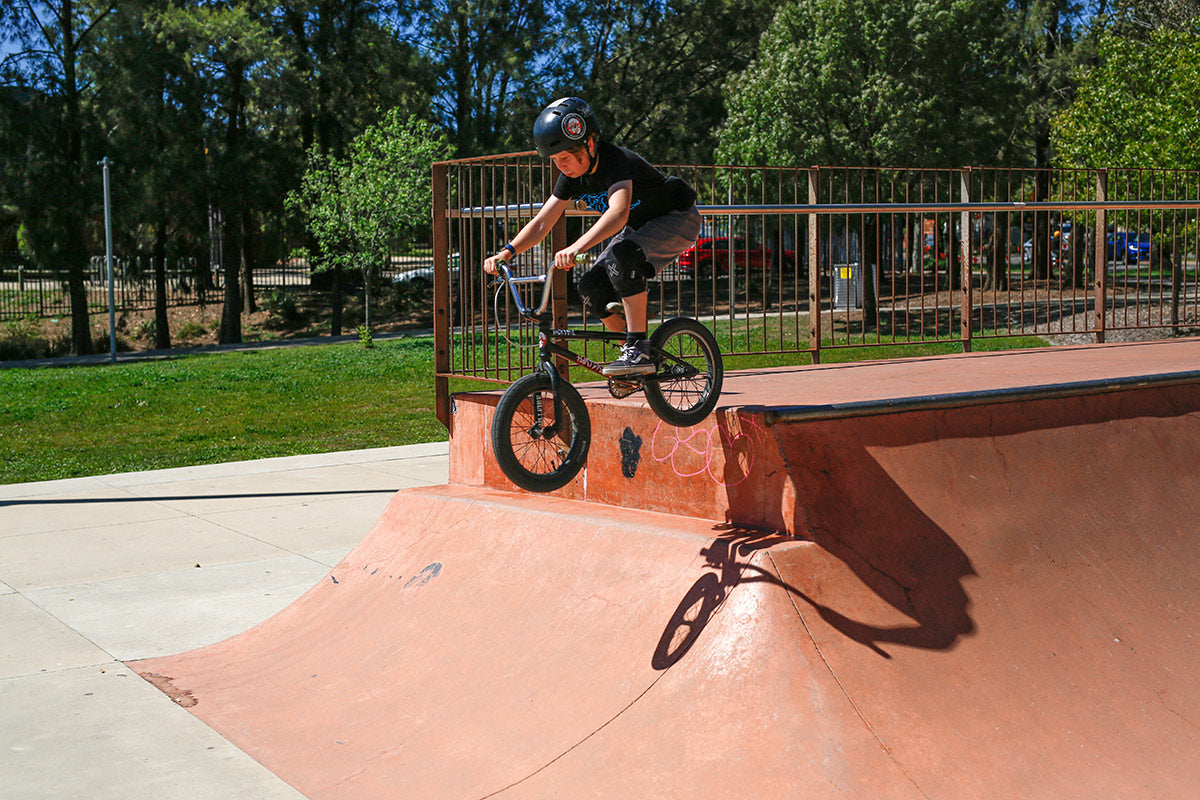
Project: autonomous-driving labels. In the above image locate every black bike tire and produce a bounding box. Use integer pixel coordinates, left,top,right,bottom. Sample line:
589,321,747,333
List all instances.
491,371,591,492
643,317,724,427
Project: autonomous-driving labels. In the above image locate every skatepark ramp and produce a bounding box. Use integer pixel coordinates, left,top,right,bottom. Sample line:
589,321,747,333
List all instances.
132,341,1200,798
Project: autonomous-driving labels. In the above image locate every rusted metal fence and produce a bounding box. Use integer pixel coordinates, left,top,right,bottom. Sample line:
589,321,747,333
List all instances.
432,155,1200,425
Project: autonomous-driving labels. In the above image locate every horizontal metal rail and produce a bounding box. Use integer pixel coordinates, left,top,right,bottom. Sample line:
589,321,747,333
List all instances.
757,370,1200,424
449,199,1200,220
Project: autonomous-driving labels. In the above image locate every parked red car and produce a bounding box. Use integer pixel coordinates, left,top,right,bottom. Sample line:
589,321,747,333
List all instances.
678,237,792,276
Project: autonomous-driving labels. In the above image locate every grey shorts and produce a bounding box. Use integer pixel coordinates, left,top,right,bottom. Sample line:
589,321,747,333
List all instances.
602,205,703,273
576,206,702,310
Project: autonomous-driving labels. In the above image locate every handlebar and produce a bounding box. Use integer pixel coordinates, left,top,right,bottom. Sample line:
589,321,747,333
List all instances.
489,254,589,319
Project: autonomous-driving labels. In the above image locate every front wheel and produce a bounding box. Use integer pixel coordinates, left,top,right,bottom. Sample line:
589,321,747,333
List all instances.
644,317,723,427
491,371,591,492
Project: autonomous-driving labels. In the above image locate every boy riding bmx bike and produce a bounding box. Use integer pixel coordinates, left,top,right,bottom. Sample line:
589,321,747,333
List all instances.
483,97,703,376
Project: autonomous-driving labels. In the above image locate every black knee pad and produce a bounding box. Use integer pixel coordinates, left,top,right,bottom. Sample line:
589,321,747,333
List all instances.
605,239,654,297
577,264,621,316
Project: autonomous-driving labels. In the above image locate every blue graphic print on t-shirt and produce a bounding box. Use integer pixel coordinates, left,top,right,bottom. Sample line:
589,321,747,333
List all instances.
579,191,640,214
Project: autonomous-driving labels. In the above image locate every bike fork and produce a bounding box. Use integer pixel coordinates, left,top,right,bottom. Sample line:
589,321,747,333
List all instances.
538,361,564,438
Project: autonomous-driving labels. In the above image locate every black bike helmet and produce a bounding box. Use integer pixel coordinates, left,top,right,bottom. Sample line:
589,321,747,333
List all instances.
532,97,600,157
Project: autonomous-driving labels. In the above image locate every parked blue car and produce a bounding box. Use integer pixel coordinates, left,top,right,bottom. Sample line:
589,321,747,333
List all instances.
1106,232,1152,263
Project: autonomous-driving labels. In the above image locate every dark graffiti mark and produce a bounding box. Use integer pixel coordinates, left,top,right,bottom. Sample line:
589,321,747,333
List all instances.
351,562,443,588
403,562,442,589
620,427,642,479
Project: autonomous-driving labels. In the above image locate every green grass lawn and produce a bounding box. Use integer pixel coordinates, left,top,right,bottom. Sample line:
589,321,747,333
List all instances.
1,337,451,484
2,330,1049,485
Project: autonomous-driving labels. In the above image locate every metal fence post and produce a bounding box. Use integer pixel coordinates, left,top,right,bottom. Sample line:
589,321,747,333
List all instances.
808,166,821,364
1094,169,1107,345
432,161,451,428
960,168,973,352
550,214,570,380
549,162,570,381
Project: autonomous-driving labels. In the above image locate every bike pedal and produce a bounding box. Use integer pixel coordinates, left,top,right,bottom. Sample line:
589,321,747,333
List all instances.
607,378,640,399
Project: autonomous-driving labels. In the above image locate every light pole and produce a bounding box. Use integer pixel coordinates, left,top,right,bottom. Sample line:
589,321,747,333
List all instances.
99,156,116,363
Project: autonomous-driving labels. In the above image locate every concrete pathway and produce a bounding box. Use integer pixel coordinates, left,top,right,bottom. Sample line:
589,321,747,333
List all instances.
0,441,449,800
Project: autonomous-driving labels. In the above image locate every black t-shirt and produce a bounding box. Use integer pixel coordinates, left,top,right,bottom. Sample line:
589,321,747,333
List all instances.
552,141,697,230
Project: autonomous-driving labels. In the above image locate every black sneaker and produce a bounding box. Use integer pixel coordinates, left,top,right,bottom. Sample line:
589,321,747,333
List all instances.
602,340,654,376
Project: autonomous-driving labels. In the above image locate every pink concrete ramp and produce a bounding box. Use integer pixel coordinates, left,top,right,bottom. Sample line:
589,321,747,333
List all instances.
131,354,1200,799
132,486,919,798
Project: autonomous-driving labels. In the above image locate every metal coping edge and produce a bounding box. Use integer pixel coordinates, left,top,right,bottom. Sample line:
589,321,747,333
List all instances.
756,370,1200,424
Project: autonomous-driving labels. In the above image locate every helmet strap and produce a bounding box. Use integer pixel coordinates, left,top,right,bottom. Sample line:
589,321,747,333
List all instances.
584,136,599,175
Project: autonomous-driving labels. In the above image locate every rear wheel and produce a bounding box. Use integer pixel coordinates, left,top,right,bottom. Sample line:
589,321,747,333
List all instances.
491,371,590,492
643,317,723,427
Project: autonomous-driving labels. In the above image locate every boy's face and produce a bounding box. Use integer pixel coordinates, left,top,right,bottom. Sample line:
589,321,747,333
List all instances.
550,138,594,178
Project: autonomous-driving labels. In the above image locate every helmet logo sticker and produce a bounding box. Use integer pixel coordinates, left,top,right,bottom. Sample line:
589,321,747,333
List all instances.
562,113,586,140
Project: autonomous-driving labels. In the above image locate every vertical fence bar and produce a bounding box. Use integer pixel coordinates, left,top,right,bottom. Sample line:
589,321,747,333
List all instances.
1094,169,1108,344
1170,171,1181,335
960,168,973,351
550,158,569,380
431,161,451,427
808,166,820,362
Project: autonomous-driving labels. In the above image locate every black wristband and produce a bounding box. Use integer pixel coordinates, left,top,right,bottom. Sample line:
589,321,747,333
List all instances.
501,243,516,256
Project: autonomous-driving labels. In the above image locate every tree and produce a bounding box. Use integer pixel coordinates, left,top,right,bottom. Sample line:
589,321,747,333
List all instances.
1,0,118,355
1104,0,1200,33
92,0,211,351
288,109,449,331
552,0,775,163
276,1,434,158
1006,0,1096,280
717,0,1020,169
274,0,436,334
152,0,284,343
1053,20,1200,306
409,0,551,155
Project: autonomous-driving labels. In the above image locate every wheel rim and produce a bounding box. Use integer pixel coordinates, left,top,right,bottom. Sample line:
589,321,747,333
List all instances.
656,331,712,413
507,387,578,476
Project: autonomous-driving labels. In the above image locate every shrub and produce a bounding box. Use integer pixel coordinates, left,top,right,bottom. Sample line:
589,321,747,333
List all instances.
263,289,307,328
177,321,207,341
0,317,49,361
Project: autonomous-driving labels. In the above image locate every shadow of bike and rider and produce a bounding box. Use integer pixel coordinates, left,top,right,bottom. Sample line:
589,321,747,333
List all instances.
654,409,985,671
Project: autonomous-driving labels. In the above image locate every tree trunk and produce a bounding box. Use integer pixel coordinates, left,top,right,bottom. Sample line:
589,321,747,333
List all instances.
947,224,962,292
240,209,256,314
218,61,245,343
218,210,243,343
1033,172,1051,281
62,0,93,355
66,242,92,355
153,218,171,349
862,216,878,323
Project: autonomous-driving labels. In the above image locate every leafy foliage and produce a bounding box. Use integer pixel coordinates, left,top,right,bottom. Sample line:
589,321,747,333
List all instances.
717,0,1021,168
554,0,775,163
1053,26,1200,168
288,108,449,280
409,0,554,154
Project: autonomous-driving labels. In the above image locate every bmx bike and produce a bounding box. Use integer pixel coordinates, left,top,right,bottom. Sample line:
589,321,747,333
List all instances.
488,258,723,493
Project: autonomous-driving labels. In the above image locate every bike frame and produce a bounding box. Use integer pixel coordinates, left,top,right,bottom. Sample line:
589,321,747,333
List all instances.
492,259,699,433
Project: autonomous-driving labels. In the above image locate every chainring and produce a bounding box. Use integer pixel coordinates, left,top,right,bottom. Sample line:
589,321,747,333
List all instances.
607,378,640,399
